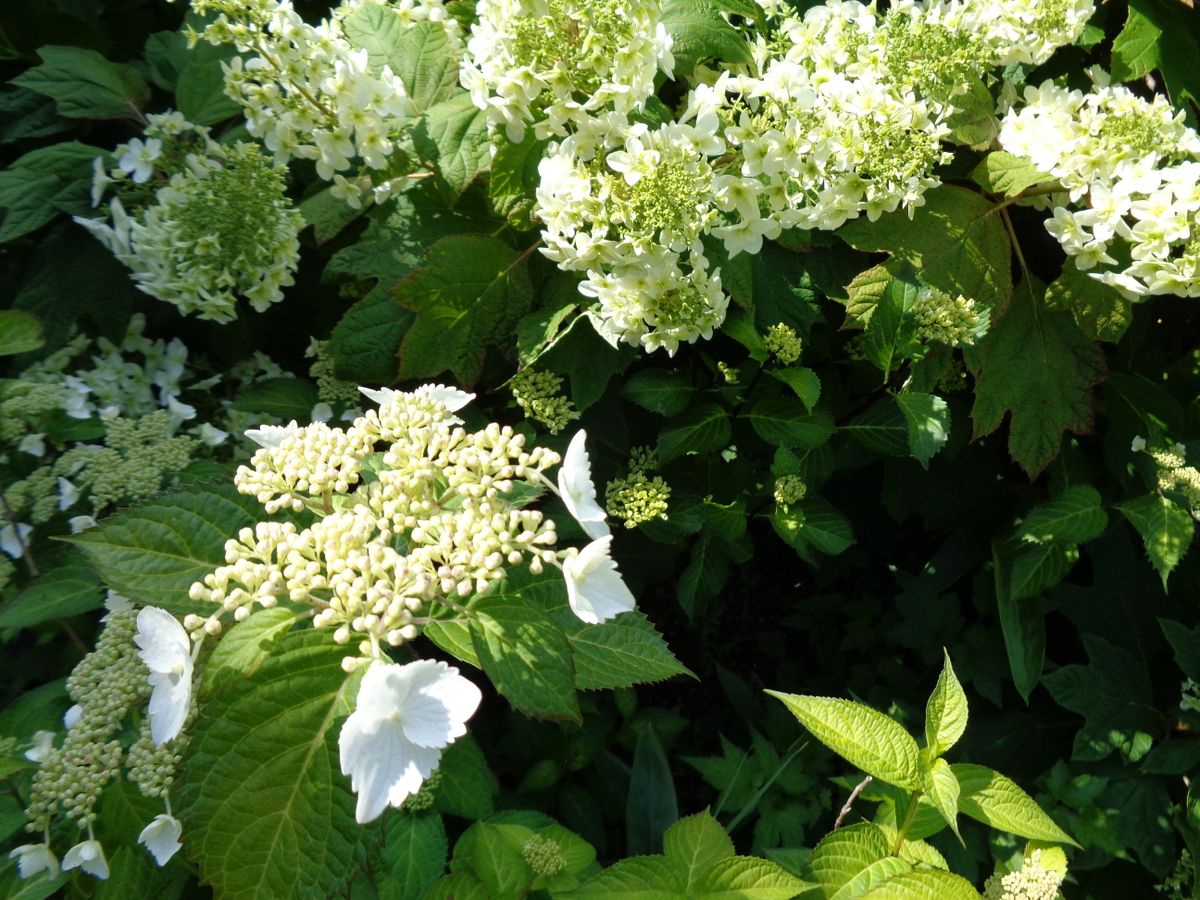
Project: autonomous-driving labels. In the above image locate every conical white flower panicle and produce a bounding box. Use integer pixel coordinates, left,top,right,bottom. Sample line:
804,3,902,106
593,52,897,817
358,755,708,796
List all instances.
339,660,482,824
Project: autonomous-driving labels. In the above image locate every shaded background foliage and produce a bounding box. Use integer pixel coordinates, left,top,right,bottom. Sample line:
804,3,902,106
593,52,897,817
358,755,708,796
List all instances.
2,0,1200,897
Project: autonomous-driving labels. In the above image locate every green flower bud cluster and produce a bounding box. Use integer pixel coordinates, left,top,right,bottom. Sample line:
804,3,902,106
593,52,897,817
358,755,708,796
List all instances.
764,323,802,364
717,361,739,384
522,833,567,877
0,557,14,596
983,850,1066,900
910,289,988,348
936,356,970,393
400,770,441,813
1149,446,1200,514
26,609,151,832
605,445,671,528
309,340,361,408
57,411,196,512
126,717,186,800
0,383,64,445
510,369,580,435
1157,849,1193,899
5,468,58,525
773,474,807,506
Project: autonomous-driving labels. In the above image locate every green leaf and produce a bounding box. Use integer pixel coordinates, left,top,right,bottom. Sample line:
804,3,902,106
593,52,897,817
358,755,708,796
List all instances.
746,398,835,449
11,46,149,120
490,130,547,230
0,141,106,242
396,234,533,385
658,402,732,464
677,535,732,619
179,629,363,898
1118,493,1195,589
806,822,889,890
232,376,319,420
0,88,70,145
952,764,1078,846
1018,485,1108,545
830,857,911,899
843,264,895,328
895,392,950,469
862,273,918,378
202,608,300,695
858,869,979,900
663,811,735,879
695,855,809,898
328,288,413,385
416,91,492,201
1009,542,1079,600
839,185,1012,309
470,598,581,723
379,813,448,900
341,10,459,112
175,42,240,126
560,856,686,898
1111,0,1200,111
0,311,44,355
766,692,921,789
843,398,909,458
921,758,961,842
770,499,854,561
661,0,752,76
624,370,694,417
0,558,102,630
768,367,821,411
424,619,481,669
966,279,1105,477
992,542,1045,704
567,612,694,690
627,726,679,855
1160,618,1200,683
1042,634,1162,763
434,736,499,819
924,651,968,757
943,78,998,149
67,485,265,614
1044,262,1133,343
456,822,536,895
970,151,1053,198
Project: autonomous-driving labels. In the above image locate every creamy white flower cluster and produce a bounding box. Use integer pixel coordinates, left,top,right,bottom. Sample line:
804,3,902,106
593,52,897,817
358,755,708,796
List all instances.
1000,78,1200,299
922,0,1095,67
533,0,1094,355
76,112,303,322
192,0,455,207
191,385,636,665
462,0,673,142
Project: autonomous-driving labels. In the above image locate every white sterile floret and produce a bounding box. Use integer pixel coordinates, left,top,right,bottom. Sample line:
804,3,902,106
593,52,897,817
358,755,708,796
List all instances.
563,534,636,624
133,607,193,746
62,839,109,880
339,659,482,824
0,522,33,559
24,731,55,763
558,431,609,539
245,420,302,449
9,843,59,880
138,813,183,866
117,137,162,183
63,704,83,729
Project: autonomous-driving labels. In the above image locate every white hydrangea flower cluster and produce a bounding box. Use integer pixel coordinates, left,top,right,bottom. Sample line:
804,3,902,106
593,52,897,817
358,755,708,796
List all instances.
78,113,303,322
533,0,1094,354
191,0,456,207
190,386,636,667
461,0,673,142
983,849,1067,900
999,78,1200,299
922,0,1095,67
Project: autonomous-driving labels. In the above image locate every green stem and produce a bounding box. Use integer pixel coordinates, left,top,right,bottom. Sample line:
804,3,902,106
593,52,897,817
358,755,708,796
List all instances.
891,789,922,855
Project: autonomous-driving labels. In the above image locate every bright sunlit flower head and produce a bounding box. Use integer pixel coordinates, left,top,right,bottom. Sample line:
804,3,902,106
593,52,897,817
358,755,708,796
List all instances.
62,839,109,880
9,843,59,880
134,607,193,746
563,534,636,624
339,659,482,824
558,431,610,539
138,813,183,866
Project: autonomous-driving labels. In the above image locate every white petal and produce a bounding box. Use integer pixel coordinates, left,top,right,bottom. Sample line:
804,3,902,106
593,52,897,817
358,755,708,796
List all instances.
56,477,79,510
0,523,33,559
64,704,83,729
138,814,183,866
339,717,439,824
62,839,108,879
24,730,55,763
134,608,191,675
357,385,398,406
9,844,59,880
147,671,191,745
244,420,300,449
558,431,610,539
397,661,482,748
564,535,636,624
414,383,475,412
